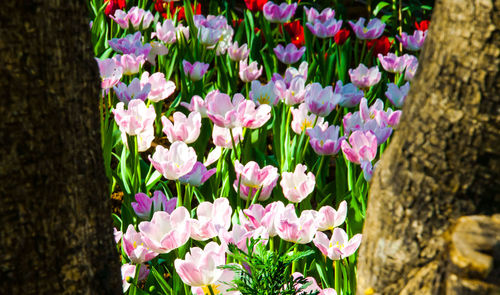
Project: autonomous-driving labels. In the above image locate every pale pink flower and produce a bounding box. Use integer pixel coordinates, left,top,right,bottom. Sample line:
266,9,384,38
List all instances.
272,61,308,87
317,200,347,231
206,91,245,128
241,204,266,231
273,43,306,65
190,198,232,241
233,160,279,201
147,41,169,66
263,1,297,23
95,58,123,89
239,60,263,83
120,126,155,152
250,80,279,106
112,7,153,30
241,201,287,237
260,201,286,237
348,63,381,90
177,23,190,41
113,54,145,75
304,7,335,23
228,41,249,62
378,53,407,73
151,20,177,44
237,100,272,129
280,164,315,203
183,60,209,81
179,162,216,187
306,123,344,156
114,227,122,243
162,111,201,144
131,190,177,220
148,142,197,180
290,103,325,135
348,17,385,40
140,72,175,102
138,207,191,254
306,18,343,39
181,95,209,118
219,224,268,253
191,268,240,295
276,204,318,244
404,54,419,80
108,31,143,54
274,76,307,105
174,242,227,287
112,99,156,136
212,126,243,149
397,30,427,51
313,228,362,260
121,263,149,292
123,224,158,263
292,272,337,295
341,130,378,164
304,83,339,117
197,26,222,46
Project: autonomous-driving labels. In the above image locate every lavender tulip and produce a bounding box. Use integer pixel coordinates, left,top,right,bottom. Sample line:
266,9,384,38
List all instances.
250,80,279,106
228,41,250,62
334,80,364,108
306,18,343,38
114,78,151,104
179,162,217,187
132,191,177,220
348,17,385,40
263,1,297,23
304,83,339,117
183,60,209,81
397,30,427,51
385,82,410,108
273,43,306,64
306,123,345,156
348,63,381,90
304,7,335,23
378,53,407,73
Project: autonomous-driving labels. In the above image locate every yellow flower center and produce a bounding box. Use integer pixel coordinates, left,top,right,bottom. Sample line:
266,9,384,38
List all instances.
300,119,313,131
202,284,221,294
258,94,271,105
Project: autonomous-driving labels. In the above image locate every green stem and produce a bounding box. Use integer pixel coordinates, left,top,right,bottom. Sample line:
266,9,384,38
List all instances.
229,128,240,160
335,260,342,295
176,181,182,208
316,156,326,178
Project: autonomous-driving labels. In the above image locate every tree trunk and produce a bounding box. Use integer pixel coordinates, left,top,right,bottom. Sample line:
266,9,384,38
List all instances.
356,0,500,294
0,1,122,294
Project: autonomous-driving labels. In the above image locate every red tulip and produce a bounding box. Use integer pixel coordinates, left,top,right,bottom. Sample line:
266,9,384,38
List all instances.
154,1,201,21
366,36,393,56
104,0,126,17
244,0,268,12
334,28,350,45
283,20,305,47
415,20,430,32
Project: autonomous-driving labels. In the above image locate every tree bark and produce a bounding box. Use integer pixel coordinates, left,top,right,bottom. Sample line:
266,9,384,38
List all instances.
0,1,122,294
356,0,500,294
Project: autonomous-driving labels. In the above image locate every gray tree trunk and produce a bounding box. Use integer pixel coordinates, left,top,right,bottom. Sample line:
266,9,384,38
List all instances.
0,1,122,294
356,0,500,294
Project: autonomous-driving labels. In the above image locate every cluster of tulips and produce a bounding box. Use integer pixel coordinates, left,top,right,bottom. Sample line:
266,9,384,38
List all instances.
90,0,430,294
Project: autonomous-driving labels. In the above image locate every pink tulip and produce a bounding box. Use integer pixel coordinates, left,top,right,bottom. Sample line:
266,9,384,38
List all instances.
274,75,306,105
237,100,272,129
263,1,297,23
197,26,222,46
114,227,122,243
272,61,308,87
113,54,145,75
292,272,337,295
378,53,407,73
174,242,226,287
239,60,263,83
138,207,191,254
334,80,364,108
233,160,279,201
313,228,362,260
113,99,156,136
306,18,343,39
317,200,347,231
228,41,250,62
260,201,286,237
241,204,266,231
162,111,201,144
148,142,197,180
348,63,381,90
273,43,306,65
131,191,177,220
181,95,209,118
348,17,385,40
111,7,153,30
96,57,123,90
140,72,175,103
183,60,209,81
306,123,344,155
250,80,279,106
212,126,243,149
147,41,169,66
290,103,325,135
280,164,315,203
219,224,268,254
206,90,245,128
404,54,419,80
122,224,158,263
119,126,154,152
190,198,232,241
191,268,239,295
304,7,335,23
242,201,286,237
151,20,177,44
305,83,339,117
397,30,427,51
114,78,151,104
121,263,149,292
341,130,378,164
276,204,318,244
179,162,216,187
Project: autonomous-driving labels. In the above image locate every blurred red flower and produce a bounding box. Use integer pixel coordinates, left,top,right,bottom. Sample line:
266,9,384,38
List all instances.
366,36,393,56
415,20,430,32
155,1,201,21
283,20,305,47
334,28,350,45
104,0,126,17
244,0,268,12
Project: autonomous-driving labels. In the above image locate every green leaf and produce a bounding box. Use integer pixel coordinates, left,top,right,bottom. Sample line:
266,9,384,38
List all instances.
150,265,173,294
373,1,390,16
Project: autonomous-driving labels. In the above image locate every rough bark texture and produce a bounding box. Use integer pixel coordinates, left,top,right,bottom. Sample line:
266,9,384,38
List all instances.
0,1,122,294
357,0,500,294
